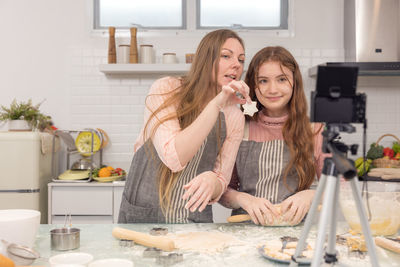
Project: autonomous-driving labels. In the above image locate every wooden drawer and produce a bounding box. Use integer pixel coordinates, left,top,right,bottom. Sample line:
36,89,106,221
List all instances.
51,186,113,215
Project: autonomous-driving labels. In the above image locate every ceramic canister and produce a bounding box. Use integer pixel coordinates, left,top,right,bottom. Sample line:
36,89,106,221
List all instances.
139,45,154,64
162,53,177,64
117,45,130,64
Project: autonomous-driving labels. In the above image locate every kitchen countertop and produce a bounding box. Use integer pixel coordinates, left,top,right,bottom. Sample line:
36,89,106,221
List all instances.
32,223,400,266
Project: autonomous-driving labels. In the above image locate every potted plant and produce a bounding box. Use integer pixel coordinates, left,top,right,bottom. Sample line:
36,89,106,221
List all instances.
0,99,53,131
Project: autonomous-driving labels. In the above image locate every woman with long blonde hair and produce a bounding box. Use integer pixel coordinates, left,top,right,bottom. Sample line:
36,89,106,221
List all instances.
118,29,251,223
220,46,327,225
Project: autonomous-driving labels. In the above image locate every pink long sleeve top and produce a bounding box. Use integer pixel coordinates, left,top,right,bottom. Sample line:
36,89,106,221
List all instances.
133,77,244,201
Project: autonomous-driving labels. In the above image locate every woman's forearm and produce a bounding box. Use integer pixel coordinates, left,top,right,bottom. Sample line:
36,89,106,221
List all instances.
175,98,221,166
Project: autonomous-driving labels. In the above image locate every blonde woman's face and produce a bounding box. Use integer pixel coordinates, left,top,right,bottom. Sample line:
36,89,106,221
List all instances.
255,61,293,117
214,38,245,88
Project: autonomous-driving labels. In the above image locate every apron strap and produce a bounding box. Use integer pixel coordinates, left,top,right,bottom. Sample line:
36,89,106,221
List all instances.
243,120,250,141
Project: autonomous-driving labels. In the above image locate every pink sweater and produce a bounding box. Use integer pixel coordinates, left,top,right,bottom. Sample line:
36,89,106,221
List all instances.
248,111,326,178
133,77,245,201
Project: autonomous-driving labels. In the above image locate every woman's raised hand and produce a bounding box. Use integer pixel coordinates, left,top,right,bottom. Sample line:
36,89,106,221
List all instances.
182,171,221,213
237,193,280,225
214,80,252,110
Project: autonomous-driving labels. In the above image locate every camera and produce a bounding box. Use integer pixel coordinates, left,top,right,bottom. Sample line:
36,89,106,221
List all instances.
310,66,366,124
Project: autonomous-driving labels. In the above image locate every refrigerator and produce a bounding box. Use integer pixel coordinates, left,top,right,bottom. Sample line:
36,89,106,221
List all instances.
0,131,57,223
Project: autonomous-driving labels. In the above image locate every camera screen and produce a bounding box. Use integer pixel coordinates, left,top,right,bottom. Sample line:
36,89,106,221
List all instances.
315,66,358,97
310,66,365,124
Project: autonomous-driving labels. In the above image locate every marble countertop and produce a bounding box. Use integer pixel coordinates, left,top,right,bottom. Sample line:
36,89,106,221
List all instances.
32,223,400,266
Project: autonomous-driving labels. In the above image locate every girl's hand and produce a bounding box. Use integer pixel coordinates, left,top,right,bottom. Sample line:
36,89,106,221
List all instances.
182,171,221,213
280,190,315,225
237,193,280,225
214,80,252,109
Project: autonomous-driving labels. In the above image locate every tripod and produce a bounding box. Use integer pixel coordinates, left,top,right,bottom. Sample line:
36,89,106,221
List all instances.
289,124,380,267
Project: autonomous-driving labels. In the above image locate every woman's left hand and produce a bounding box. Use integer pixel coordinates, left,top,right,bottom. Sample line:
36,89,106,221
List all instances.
182,171,221,213
280,190,315,225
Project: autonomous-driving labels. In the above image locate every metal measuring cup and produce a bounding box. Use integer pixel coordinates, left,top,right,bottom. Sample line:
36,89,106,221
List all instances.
50,214,80,251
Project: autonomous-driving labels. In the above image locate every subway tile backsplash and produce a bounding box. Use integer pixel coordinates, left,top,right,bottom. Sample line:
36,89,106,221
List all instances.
70,47,400,170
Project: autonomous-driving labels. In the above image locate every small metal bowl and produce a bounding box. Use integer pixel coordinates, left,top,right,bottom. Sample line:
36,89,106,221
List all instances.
50,228,80,251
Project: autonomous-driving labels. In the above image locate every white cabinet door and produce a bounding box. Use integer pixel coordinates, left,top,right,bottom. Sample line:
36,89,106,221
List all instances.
52,186,113,215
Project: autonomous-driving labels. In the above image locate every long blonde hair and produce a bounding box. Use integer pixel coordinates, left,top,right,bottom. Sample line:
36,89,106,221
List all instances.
144,29,244,211
245,46,318,191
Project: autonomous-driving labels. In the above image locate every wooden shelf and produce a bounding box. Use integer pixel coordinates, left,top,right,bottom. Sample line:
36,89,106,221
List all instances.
99,63,191,75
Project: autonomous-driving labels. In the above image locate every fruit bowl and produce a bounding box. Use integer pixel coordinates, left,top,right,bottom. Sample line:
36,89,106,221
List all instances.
339,179,400,236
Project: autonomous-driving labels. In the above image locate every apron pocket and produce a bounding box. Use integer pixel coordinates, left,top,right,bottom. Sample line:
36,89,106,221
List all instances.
119,195,159,223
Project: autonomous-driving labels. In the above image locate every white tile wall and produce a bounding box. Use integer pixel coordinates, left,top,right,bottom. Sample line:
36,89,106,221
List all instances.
68,46,400,223
69,47,400,172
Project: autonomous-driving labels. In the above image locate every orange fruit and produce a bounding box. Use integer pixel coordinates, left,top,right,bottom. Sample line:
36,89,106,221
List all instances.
98,167,111,177
0,254,15,267
106,166,114,171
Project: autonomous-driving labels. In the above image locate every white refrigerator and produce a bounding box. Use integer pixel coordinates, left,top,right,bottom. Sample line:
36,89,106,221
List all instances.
0,131,57,223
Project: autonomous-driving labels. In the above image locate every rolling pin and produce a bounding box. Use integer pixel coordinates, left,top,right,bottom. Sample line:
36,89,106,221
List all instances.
227,214,252,223
112,227,175,252
375,236,400,254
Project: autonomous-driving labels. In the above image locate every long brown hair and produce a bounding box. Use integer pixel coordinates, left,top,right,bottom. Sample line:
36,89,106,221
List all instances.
144,29,245,211
244,46,317,191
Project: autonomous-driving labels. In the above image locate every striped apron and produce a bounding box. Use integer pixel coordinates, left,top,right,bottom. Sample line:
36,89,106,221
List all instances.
232,121,299,216
118,114,226,223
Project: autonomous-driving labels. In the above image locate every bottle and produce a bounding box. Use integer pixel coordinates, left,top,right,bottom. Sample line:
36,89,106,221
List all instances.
129,28,138,63
108,27,116,64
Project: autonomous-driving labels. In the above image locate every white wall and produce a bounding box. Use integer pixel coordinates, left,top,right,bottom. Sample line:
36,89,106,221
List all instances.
1,0,400,221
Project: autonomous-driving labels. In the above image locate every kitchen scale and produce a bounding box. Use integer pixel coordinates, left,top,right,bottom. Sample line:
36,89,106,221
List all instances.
51,129,108,183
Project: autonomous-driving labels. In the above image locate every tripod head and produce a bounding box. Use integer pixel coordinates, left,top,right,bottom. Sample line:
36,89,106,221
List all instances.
322,123,357,180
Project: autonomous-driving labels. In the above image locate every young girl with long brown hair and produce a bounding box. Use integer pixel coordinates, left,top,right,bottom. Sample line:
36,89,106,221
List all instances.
118,29,251,223
220,46,326,225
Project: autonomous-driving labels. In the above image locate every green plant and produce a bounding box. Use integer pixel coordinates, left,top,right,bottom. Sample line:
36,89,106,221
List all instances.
0,99,53,130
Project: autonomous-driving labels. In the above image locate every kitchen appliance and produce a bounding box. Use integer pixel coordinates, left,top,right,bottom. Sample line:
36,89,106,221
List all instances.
340,0,400,73
0,132,58,223
345,0,399,62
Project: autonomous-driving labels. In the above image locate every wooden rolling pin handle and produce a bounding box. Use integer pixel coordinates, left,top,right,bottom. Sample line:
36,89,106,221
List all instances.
227,214,251,223
112,227,175,252
375,236,400,254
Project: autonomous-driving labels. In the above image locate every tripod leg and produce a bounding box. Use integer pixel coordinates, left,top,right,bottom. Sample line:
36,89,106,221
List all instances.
289,174,327,267
312,174,337,266
349,178,380,267
324,176,340,263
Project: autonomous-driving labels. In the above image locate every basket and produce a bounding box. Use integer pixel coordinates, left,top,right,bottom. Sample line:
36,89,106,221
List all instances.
372,134,400,168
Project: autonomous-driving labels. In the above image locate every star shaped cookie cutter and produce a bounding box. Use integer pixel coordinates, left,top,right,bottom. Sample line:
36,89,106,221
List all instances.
242,101,258,116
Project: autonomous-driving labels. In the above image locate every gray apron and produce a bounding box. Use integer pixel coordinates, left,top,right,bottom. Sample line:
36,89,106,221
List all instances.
232,121,299,216
119,113,226,223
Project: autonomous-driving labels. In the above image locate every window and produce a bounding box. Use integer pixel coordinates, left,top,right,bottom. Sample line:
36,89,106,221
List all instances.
93,0,289,31
197,0,288,30
94,0,186,29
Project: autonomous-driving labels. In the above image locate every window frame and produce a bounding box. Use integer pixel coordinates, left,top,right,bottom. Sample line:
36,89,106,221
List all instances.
91,0,294,37
93,0,187,30
196,0,289,30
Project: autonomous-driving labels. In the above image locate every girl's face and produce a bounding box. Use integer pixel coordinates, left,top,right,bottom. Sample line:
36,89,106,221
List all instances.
255,61,293,117
215,38,245,88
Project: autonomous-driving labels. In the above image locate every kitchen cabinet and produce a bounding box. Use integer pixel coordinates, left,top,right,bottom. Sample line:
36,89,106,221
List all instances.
48,181,125,224
99,63,191,75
